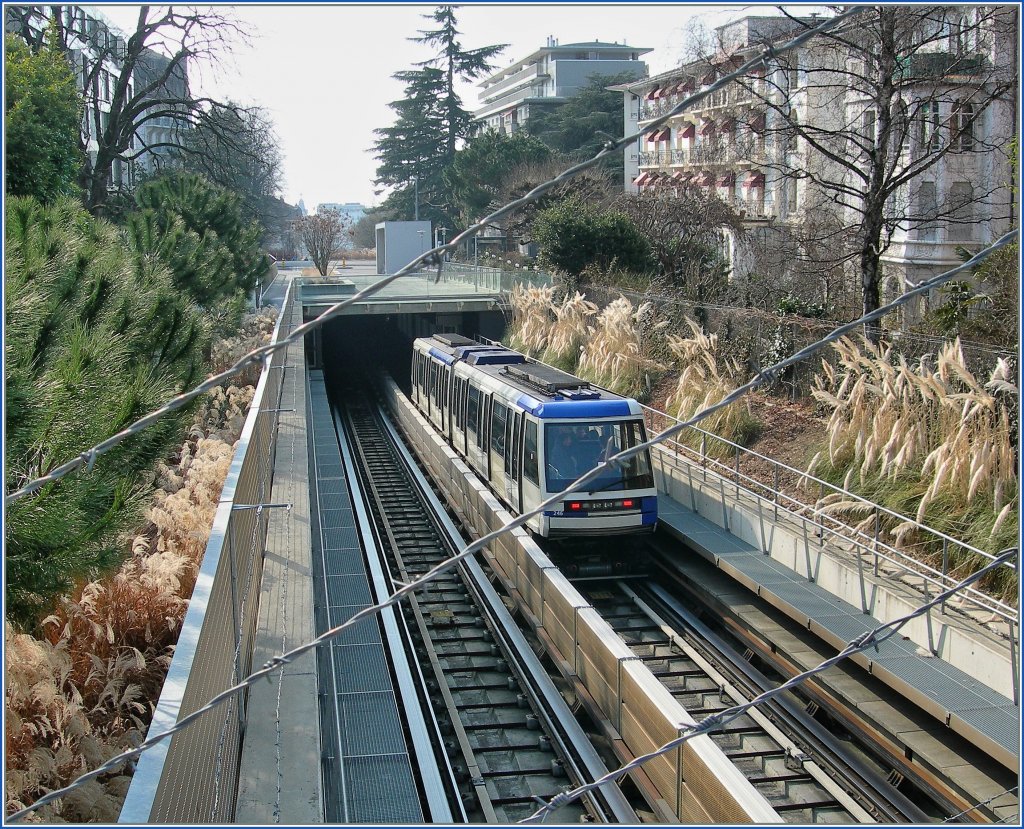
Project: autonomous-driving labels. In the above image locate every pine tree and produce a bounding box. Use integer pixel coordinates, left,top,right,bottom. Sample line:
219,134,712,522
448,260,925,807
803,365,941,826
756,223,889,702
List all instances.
4,197,210,627
372,6,506,228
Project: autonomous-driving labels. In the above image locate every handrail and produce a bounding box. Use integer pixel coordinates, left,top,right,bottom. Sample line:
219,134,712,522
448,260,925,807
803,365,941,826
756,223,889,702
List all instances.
639,403,1017,621
478,336,1018,630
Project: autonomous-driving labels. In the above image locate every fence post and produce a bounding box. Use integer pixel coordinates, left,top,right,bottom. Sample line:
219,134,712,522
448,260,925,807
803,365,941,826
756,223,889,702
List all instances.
773,465,780,520
873,508,880,577
734,445,740,497
1011,548,1020,705
940,538,949,615
701,433,707,482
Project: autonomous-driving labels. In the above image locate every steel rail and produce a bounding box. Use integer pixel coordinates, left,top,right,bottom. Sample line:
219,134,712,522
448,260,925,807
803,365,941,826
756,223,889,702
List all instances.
635,581,933,823
378,400,640,825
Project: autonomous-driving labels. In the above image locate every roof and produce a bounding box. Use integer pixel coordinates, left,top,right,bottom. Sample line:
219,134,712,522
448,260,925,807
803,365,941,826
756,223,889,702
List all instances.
480,41,652,88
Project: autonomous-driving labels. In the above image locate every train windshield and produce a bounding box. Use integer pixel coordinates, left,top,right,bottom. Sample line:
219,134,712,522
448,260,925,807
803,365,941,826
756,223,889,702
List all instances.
544,420,654,492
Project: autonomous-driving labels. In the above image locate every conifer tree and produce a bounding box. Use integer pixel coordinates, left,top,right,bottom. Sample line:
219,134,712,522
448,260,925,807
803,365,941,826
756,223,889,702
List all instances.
373,6,506,228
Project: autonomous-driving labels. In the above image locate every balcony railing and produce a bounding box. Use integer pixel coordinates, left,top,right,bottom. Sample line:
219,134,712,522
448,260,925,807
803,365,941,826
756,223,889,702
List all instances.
639,139,769,167
639,84,759,121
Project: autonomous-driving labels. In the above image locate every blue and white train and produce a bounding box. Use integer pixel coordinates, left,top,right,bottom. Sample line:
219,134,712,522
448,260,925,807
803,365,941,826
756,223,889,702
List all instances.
411,334,657,547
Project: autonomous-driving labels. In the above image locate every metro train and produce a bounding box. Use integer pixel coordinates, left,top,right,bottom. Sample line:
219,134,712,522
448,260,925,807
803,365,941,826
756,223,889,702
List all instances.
410,334,657,568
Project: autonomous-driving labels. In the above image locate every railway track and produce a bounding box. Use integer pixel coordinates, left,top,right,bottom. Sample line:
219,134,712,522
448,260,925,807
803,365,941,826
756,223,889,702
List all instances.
576,579,934,824
332,380,636,823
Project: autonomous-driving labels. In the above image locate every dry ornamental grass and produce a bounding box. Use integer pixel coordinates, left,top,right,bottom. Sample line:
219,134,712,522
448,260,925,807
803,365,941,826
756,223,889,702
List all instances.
576,295,666,398
808,336,1018,595
540,291,597,371
507,283,554,357
665,317,760,454
5,309,277,821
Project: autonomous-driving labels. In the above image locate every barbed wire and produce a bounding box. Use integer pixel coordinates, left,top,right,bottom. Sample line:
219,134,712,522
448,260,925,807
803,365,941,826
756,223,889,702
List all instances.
519,547,1019,823
7,6,1019,821
4,5,861,507
943,786,1019,823
8,224,1017,823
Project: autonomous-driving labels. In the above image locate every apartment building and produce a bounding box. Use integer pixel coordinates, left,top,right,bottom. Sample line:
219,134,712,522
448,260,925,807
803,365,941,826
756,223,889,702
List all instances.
617,9,1016,321
474,37,650,134
5,5,190,189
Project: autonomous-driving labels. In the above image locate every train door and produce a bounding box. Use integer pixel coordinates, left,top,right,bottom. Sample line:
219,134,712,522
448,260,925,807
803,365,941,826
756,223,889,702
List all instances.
489,399,507,493
520,418,542,529
466,384,481,473
505,410,523,509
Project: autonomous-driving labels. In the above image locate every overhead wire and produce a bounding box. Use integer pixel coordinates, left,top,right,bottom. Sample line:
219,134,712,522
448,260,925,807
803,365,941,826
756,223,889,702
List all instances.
7,5,1020,821
520,548,1020,823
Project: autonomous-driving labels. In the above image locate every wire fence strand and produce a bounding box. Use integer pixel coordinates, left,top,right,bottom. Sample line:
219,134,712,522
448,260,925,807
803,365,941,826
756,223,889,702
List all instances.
7,225,1017,823
5,5,862,507
520,548,1019,824
7,6,1020,822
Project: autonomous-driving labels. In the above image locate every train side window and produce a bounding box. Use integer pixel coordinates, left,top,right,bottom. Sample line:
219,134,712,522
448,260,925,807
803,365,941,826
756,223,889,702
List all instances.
523,420,539,484
467,385,479,439
491,401,507,456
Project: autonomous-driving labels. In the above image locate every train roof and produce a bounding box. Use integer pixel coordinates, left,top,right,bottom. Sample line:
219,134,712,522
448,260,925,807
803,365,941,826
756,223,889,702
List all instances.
415,334,641,419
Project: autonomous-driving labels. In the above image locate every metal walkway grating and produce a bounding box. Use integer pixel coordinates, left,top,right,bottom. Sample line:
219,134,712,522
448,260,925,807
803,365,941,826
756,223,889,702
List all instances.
308,371,424,823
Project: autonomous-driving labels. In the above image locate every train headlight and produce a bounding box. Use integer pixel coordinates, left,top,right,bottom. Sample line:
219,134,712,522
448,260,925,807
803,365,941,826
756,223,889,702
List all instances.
563,498,641,513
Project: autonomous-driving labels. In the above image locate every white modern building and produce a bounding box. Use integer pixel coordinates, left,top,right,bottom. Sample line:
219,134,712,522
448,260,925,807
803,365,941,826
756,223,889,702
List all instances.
474,38,650,134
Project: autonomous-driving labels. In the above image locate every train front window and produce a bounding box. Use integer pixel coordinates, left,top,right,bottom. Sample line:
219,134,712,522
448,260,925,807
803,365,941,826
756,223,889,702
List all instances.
544,420,653,492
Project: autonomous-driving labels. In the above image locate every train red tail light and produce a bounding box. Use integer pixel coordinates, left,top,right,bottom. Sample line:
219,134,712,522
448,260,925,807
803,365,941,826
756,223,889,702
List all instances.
569,502,582,511
622,499,634,508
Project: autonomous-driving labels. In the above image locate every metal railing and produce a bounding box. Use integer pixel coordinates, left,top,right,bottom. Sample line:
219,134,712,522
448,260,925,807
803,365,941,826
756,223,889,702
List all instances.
422,261,555,295
119,283,292,823
637,402,1018,676
477,335,1018,699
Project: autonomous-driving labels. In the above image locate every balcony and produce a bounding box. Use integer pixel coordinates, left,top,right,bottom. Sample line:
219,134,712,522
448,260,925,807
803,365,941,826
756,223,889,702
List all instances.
641,84,758,120
481,63,547,101
665,138,769,166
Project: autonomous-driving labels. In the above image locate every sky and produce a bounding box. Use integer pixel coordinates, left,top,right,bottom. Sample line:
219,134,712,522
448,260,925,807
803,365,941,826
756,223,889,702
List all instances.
96,3,762,211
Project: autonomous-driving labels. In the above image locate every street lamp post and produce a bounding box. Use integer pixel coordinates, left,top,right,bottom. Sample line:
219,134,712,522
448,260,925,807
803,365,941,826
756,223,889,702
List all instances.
413,174,419,222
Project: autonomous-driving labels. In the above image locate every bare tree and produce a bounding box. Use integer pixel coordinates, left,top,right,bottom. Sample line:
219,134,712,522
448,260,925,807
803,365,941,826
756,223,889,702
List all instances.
722,6,1017,336
7,5,255,215
296,209,350,276
617,185,743,298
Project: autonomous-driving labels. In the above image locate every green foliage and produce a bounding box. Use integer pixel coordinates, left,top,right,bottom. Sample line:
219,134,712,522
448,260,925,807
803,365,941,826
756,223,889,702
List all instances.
4,33,83,203
445,131,551,227
526,72,640,180
533,197,653,278
776,293,827,318
127,173,270,326
373,6,505,228
914,244,1019,348
4,197,212,627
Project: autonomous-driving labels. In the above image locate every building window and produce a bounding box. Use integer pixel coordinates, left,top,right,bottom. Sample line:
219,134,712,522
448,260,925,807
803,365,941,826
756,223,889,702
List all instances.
786,113,799,154
863,109,876,146
949,101,975,151
787,177,798,213
918,100,941,152
916,181,937,241
947,181,975,242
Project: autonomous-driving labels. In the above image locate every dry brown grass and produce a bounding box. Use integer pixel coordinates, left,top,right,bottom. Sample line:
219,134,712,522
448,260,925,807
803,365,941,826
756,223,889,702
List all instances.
540,291,598,371
5,309,277,821
577,295,666,398
665,317,760,453
507,284,555,357
808,337,1019,580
